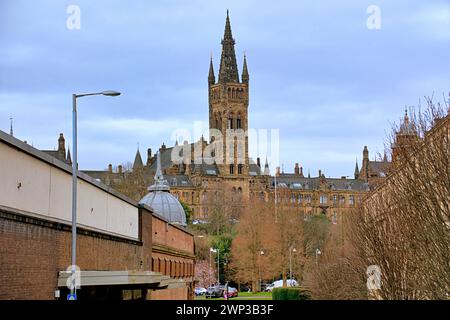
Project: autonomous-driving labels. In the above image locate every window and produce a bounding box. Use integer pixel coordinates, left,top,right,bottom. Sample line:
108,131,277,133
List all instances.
228,115,233,129
320,195,327,204
291,194,296,203
237,115,242,129
298,194,303,204
230,164,234,174
306,194,312,204
332,195,337,205
238,164,243,174
339,195,345,205
349,195,355,205
332,212,337,224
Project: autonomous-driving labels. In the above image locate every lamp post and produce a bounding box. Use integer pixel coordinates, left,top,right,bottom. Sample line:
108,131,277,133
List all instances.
70,90,121,297
289,246,297,282
210,247,219,286
217,248,220,285
258,250,264,292
315,248,322,266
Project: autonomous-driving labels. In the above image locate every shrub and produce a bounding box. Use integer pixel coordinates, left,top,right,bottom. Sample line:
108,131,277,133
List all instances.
272,287,311,300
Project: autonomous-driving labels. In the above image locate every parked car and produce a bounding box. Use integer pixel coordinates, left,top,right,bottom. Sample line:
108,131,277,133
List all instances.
205,285,224,298
194,287,207,296
265,279,298,292
226,286,238,298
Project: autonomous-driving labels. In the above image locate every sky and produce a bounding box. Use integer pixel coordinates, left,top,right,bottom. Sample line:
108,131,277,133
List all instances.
1,0,449,177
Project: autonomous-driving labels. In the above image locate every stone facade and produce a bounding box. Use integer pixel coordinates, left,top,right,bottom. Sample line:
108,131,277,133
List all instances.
80,12,376,223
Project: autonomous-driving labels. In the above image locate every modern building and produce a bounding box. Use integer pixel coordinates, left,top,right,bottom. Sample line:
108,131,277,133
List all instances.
0,129,195,300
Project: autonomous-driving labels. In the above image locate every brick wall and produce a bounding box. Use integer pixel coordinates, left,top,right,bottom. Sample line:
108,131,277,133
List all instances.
0,208,152,300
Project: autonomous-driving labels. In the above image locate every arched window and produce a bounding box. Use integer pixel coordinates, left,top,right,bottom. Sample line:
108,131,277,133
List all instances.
227,88,231,98
236,115,242,129
230,164,234,174
238,164,243,174
228,114,233,129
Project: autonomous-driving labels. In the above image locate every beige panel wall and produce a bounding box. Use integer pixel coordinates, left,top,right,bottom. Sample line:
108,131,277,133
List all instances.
0,143,139,239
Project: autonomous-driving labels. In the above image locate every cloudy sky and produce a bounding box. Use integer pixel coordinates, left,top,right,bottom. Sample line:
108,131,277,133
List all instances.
1,0,449,177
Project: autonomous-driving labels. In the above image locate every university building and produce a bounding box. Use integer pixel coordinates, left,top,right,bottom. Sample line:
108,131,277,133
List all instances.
80,12,382,225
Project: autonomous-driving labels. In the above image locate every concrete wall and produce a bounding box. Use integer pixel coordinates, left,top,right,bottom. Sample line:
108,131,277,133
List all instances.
0,141,138,239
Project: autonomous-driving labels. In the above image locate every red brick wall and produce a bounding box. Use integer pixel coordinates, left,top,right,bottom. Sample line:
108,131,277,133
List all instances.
0,208,152,300
152,216,194,253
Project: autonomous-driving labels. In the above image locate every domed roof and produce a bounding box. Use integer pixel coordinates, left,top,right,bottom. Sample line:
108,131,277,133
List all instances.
139,152,186,227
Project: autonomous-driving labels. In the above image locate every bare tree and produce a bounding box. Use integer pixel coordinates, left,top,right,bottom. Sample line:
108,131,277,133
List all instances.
350,97,449,299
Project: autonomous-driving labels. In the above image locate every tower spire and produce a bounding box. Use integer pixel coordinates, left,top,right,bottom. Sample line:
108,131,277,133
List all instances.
218,11,239,83
208,55,215,85
242,53,249,83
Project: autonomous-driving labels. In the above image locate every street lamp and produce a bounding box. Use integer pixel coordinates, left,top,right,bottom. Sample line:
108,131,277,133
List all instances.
70,90,121,298
210,248,219,285
258,250,264,292
315,248,322,266
289,246,297,282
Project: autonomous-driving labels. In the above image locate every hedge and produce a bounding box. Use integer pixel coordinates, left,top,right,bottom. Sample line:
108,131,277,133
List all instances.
272,287,311,300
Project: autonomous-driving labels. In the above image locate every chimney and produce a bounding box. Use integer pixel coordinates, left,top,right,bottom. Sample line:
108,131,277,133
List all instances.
58,133,66,160
108,164,113,173
147,148,152,166
257,157,261,168
319,169,322,177
300,166,303,177
294,163,300,175
118,165,123,174
276,166,280,176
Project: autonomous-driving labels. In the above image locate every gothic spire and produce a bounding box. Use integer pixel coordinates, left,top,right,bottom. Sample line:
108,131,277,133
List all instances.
218,10,239,83
133,146,144,170
149,151,170,191
242,54,249,83
67,147,72,166
354,158,359,179
263,157,270,175
208,55,215,85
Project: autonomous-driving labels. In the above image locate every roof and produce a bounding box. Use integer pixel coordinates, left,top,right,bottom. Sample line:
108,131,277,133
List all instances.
269,175,369,191
139,151,187,227
368,160,391,178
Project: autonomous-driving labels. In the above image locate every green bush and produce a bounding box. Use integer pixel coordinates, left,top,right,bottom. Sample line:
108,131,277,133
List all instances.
272,287,311,300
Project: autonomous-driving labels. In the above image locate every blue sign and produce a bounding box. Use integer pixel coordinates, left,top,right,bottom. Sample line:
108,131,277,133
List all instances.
67,293,77,300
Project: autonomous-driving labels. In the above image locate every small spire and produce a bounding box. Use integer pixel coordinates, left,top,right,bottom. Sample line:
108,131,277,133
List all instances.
242,53,249,83
67,147,72,165
133,146,144,170
149,152,170,191
383,151,387,162
404,106,409,124
308,169,311,179
208,55,215,85
354,158,359,179
9,116,13,136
